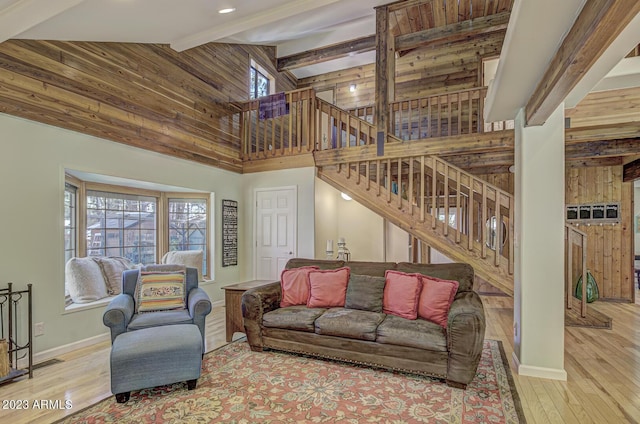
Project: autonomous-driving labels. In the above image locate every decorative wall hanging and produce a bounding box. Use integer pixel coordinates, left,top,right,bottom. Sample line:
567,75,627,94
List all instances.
222,200,238,267
566,203,620,225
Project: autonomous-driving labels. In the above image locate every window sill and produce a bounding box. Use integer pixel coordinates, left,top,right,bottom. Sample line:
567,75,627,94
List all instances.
63,296,114,314
64,281,215,314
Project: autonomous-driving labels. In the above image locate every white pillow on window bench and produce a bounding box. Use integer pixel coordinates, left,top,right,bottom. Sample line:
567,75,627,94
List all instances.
161,250,204,282
65,257,109,303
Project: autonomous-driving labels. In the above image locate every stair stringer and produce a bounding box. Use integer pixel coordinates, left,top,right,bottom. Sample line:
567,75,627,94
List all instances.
317,164,514,296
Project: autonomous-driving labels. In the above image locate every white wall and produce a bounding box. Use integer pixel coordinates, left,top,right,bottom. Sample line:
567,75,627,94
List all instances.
314,179,385,261
513,105,566,380
242,167,316,277
0,113,244,354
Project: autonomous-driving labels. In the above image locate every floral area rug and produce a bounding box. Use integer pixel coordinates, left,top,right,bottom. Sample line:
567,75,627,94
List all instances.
58,339,525,423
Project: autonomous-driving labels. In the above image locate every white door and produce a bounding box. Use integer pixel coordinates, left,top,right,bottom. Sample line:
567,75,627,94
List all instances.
255,187,297,280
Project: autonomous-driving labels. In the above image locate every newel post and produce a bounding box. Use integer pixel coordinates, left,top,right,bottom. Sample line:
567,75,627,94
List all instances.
375,5,395,156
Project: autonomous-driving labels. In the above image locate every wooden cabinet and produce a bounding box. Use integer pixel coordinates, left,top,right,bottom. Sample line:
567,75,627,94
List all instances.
222,280,276,342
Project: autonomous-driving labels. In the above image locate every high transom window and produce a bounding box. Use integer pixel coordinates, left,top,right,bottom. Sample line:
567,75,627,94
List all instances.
250,65,270,99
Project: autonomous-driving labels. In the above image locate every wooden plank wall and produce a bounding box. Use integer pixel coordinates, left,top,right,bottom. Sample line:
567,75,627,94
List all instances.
298,31,506,111
566,166,634,302
0,40,296,172
474,172,514,194
566,86,640,128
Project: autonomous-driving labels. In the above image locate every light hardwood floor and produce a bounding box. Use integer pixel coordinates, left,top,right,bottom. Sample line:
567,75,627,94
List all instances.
1,298,640,424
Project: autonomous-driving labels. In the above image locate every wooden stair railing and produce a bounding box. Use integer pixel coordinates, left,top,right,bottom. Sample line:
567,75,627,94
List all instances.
240,87,513,161
389,87,515,140
565,224,588,318
317,154,515,295
240,88,316,161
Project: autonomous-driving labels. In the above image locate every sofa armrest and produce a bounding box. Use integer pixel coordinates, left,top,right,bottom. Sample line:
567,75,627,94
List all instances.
241,282,281,351
103,294,134,343
446,291,486,387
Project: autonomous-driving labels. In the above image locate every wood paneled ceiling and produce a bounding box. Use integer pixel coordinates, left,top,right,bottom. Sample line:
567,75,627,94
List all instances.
388,0,514,37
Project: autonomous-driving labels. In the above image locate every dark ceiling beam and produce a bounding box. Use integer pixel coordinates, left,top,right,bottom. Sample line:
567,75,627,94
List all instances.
526,0,640,126
277,35,376,71
565,138,640,161
623,158,640,182
395,11,510,52
277,11,510,71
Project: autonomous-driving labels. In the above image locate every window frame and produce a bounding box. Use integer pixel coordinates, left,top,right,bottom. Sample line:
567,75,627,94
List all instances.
63,176,212,307
163,192,211,279
249,59,275,100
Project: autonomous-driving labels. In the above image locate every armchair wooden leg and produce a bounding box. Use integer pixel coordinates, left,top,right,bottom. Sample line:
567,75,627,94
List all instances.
115,392,130,403
187,379,198,390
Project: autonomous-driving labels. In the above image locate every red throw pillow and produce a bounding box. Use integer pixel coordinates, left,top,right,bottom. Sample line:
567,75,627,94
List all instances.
307,267,350,308
418,275,459,327
383,270,423,320
280,266,319,307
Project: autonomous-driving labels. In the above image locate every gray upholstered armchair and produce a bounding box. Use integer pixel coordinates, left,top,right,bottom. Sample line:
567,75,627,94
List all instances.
103,266,212,352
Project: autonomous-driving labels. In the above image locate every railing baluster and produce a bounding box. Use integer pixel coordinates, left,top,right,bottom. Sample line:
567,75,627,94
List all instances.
366,160,371,191
494,189,501,266
397,157,402,209
420,156,425,223
468,90,473,135
427,97,432,138
431,156,437,229
409,157,414,215
387,159,392,203
468,178,474,250
418,99,423,139
288,93,293,154
376,160,381,196
447,93,451,137
457,93,462,136
456,170,461,243
437,94,441,137
481,184,487,259
443,162,449,236
271,118,276,156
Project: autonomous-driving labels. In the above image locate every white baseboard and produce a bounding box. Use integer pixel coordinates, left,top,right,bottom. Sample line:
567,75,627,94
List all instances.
19,332,110,368
511,351,567,381
21,301,226,368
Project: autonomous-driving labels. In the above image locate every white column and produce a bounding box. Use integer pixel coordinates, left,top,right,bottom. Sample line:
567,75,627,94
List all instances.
512,104,567,380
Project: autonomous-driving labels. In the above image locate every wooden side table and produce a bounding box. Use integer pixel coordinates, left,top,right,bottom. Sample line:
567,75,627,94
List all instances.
222,280,277,342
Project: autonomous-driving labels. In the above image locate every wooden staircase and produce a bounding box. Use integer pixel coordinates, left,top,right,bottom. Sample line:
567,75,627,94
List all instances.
239,87,515,295
317,156,514,295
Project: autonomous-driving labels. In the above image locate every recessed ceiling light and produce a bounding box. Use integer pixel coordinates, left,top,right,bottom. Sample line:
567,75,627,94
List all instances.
218,8,236,14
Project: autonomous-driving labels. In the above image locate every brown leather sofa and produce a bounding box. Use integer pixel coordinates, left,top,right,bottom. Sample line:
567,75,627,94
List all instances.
241,258,486,388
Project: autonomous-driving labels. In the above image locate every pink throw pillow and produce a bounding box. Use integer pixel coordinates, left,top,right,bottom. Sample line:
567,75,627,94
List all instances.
307,267,350,308
418,275,459,327
383,270,423,320
280,266,319,307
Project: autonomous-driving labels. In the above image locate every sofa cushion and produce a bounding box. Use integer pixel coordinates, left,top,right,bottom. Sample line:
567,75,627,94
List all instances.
376,314,447,351
286,258,345,270
263,306,327,332
346,261,397,277
94,256,133,295
383,270,423,320
135,270,187,313
345,274,386,312
280,266,319,307
418,276,459,327
65,257,109,303
315,308,386,341
395,262,474,292
307,267,350,308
